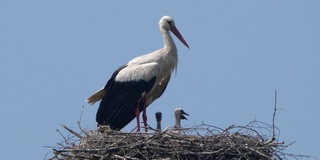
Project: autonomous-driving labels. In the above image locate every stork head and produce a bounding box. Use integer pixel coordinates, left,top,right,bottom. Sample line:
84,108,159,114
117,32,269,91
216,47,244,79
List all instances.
159,16,176,30
174,108,189,120
159,16,190,48
155,112,162,121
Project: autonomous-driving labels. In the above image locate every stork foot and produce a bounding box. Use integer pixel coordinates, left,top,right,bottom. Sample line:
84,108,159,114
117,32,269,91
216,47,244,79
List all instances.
144,125,148,133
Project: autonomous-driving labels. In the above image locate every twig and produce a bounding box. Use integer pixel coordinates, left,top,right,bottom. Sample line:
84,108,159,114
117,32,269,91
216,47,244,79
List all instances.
272,89,277,141
56,129,68,145
77,105,85,131
61,124,82,139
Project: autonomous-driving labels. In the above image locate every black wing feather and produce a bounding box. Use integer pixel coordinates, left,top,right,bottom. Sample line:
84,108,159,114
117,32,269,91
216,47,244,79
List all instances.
96,65,156,130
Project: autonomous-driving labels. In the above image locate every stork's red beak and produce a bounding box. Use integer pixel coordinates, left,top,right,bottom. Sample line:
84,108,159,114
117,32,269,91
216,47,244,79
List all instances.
170,26,190,49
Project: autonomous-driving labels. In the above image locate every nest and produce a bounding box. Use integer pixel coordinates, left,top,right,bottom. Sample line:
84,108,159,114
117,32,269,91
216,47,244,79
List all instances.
48,120,306,160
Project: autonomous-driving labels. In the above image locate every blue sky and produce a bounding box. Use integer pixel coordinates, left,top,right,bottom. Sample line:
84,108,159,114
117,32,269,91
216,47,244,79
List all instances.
1,1,319,159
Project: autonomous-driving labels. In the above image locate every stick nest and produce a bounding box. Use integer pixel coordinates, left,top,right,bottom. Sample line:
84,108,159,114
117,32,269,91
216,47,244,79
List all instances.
48,121,305,160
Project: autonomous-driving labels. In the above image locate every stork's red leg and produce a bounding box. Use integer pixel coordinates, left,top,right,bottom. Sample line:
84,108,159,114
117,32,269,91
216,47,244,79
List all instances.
142,96,148,133
135,101,141,132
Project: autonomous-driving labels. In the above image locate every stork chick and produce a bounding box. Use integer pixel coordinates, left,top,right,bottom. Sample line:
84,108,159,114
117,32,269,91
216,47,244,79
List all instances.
174,108,189,129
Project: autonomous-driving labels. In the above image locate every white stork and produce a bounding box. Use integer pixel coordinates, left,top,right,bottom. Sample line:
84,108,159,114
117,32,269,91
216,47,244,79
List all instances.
155,112,162,131
86,16,189,132
174,108,189,129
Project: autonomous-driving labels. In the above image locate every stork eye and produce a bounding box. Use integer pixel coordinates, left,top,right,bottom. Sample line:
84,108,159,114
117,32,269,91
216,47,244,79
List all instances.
166,20,172,26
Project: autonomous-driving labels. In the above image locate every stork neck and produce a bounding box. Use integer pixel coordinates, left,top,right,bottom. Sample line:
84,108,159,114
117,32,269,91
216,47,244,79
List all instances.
156,121,161,131
174,116,181,128
161,28,177,51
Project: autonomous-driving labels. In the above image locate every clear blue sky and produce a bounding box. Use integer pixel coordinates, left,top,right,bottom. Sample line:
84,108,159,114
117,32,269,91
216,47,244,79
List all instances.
1,1,319,159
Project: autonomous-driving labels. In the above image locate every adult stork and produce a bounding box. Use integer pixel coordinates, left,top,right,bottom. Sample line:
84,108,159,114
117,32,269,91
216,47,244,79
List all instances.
86,16,189,132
